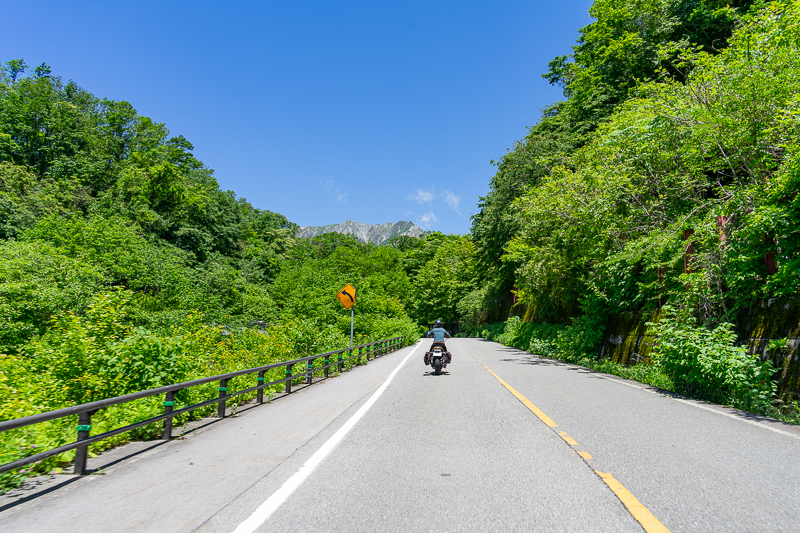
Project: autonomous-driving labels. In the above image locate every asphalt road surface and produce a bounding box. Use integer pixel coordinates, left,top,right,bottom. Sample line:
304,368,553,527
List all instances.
2,338,799,532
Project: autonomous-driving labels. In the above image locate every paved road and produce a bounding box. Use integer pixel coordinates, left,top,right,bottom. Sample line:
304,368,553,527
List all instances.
3,338,800,532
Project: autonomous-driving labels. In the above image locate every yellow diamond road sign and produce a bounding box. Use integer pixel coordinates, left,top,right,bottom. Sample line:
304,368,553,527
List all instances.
336,284,356,310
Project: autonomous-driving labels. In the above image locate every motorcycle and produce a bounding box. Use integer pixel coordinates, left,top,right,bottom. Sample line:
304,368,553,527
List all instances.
424,344,451,375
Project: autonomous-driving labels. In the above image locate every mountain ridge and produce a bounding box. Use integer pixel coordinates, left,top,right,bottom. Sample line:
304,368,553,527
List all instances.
295,220,425,244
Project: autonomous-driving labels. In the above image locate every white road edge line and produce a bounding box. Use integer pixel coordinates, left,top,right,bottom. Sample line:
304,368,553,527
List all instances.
599,376,800,441
231,341,422,533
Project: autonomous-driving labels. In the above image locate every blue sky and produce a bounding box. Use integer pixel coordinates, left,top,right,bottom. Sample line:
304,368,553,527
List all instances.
1,1,593,234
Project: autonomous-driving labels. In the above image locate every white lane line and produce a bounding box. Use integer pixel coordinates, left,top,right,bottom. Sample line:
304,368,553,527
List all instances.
231,342,422,533
599,376,800,441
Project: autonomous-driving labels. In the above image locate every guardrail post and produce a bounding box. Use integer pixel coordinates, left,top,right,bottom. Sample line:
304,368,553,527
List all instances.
162,390,176,440
366,345,371,361
218,378,228,418
358,346,363,363
74,411,92,475
257,371,265,404
306,359,313,385
324,356,330,378
338,352,344,373
286,364,293,394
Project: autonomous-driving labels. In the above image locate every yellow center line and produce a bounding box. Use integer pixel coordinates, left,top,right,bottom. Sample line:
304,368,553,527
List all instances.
483,365,558,427
596,471,672,533
455,339,672,533
559,431,579,446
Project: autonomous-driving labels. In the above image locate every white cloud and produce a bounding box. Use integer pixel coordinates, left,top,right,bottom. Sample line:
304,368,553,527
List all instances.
443,190,461,213
406,189,434,204
406,187,462,215
418,211,438,228
322,180,348,202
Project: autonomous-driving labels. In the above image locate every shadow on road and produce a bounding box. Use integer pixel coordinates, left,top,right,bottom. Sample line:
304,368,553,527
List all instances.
470,339,800,434
0,436,177,513
0,475,84,514
0,379,333,513
500,357,561,366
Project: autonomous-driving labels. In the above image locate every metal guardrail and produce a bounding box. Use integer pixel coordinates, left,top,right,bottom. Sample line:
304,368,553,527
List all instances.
0,336,406,476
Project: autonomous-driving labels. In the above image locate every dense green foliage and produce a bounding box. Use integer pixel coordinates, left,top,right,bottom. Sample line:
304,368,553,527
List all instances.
509,1,800,323
472,0,800,336
649,306,775,412
471,0,758,321
465,0,800,422
4,0,800,492
0,60,427,490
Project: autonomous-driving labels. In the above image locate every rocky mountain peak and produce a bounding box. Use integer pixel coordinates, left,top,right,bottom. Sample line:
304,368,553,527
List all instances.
295,220,425,244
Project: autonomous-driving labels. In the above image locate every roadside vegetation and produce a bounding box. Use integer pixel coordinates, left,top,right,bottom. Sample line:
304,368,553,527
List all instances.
459,314,799,425
462,1,800,424
0,61,439,491
4,0,800,492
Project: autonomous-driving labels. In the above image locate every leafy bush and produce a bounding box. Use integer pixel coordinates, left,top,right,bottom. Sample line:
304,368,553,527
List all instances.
495,315,523,345
0,241,106,353
460,317,565,358
471,312,784,420
554,314,607,361
649,306,776,412
456,286,490,327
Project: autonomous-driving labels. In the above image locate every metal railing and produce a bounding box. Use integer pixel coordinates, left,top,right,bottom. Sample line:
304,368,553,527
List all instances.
0,336,406,476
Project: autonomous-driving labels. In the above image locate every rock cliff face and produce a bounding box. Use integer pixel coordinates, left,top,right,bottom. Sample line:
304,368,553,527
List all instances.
295,220,425,244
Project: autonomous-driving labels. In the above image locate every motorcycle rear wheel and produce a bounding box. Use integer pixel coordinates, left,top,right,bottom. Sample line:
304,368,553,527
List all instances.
433,359,442,375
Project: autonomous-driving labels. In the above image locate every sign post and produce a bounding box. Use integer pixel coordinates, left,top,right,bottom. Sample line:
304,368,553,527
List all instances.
336,284,356,348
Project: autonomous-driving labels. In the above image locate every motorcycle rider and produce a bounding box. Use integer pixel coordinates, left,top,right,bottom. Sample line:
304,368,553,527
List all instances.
425,319,452,364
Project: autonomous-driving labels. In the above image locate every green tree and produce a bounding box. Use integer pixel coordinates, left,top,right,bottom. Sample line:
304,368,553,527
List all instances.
0,241,105,352
406,236,478,324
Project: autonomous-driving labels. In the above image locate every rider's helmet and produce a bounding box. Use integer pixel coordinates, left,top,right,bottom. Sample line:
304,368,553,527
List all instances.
434,319,443,328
